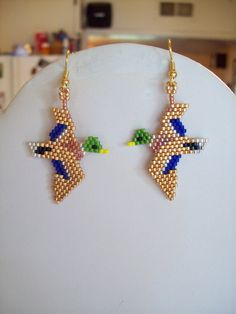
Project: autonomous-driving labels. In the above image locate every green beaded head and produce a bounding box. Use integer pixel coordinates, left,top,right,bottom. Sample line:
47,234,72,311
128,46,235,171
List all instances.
128,129,152,146
83,136,109,154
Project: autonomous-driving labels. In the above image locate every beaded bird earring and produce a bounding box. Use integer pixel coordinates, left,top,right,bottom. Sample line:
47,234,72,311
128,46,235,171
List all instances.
127,40,207,200
29,51,109,203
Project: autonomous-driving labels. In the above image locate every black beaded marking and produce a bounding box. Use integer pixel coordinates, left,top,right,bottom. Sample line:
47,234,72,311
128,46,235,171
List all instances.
183,142,201,151
35,146,52,155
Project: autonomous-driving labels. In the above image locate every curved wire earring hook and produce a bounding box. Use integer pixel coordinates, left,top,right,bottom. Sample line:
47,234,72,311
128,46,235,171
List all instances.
62,49,70,86
167,39,177,82
168,39,173,62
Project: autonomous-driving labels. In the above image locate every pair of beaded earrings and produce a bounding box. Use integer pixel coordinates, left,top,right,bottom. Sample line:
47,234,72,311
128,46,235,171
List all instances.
29,40,207,203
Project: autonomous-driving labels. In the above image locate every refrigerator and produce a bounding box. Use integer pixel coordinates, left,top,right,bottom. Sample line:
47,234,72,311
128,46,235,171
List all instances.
0,55,60,112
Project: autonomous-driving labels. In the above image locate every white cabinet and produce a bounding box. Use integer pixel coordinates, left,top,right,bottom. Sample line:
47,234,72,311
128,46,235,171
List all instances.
0,56,12,112
11,56,59,96
0,55,60,112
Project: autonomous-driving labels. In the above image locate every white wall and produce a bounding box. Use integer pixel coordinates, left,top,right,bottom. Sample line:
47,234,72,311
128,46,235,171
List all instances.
84,0,236,39
0,0,236,52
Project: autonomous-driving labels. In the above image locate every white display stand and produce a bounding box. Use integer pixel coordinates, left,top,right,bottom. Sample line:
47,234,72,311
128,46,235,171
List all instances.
0,44,235,314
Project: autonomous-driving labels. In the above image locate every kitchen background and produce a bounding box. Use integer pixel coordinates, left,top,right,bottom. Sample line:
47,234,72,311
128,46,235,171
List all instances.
0,0,236,112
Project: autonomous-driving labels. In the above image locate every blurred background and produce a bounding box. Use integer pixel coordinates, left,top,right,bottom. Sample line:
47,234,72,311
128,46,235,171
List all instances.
0,0,236,111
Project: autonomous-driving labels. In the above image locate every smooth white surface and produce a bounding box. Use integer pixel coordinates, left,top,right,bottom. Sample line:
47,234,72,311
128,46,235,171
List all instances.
0,44,235,314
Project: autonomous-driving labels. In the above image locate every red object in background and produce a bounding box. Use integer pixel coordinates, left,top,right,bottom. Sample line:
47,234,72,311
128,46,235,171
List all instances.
69,37,81,53
35,32,48,54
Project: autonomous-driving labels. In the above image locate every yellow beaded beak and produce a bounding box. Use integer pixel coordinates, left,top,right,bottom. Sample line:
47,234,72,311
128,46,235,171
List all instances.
99,149,109,154
128,141,135,146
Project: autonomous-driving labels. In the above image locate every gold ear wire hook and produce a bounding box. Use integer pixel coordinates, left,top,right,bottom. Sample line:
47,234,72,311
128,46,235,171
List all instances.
165,39,177,96
168,39,177,81
168,39,173,61
59,50,70,104
61,49,70,87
